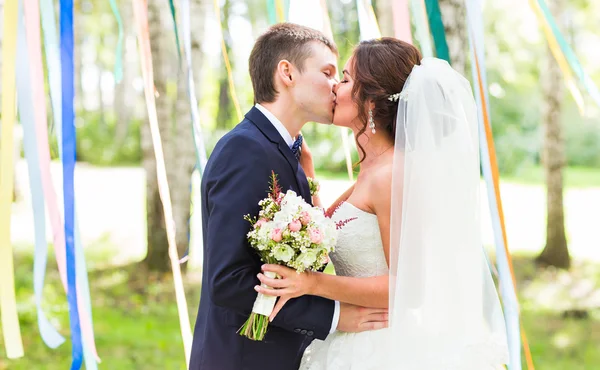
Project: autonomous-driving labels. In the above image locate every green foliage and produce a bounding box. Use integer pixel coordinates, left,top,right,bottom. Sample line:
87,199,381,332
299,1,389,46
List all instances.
74,111,142,166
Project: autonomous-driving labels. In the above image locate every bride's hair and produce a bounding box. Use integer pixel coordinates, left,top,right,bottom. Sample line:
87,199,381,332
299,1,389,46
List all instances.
351,38,421,162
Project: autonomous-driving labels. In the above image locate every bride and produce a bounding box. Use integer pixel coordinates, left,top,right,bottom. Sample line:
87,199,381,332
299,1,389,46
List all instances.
254,38,510,369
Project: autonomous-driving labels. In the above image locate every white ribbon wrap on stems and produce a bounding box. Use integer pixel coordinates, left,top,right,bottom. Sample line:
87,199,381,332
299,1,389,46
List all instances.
251,271,278,316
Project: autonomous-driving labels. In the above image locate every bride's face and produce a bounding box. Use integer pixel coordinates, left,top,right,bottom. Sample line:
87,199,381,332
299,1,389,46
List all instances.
332,57,361,130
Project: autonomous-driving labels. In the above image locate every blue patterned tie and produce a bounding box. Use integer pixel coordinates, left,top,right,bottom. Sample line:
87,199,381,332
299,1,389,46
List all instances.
291,134,303,160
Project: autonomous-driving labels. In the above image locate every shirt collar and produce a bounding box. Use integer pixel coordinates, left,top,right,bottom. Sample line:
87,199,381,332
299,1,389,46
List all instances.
255,103,295,149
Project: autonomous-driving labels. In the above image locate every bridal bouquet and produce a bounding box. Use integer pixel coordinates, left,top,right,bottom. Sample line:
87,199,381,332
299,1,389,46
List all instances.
239,172,338,341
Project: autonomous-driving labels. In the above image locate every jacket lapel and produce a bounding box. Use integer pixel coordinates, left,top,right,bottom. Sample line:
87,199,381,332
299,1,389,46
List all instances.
245,107,310,202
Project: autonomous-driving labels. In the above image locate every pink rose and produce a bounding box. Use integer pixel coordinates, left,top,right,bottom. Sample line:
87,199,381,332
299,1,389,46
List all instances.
299,211,311,225
288,219,302,232
255,218,268,229
308,228,323,244
270,228,283,242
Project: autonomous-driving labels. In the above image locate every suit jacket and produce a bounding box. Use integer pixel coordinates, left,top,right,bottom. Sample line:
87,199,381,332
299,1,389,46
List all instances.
189,107,335,370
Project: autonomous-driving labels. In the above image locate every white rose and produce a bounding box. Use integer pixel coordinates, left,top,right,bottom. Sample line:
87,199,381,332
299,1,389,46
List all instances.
273,244,295,262
296,250,318,268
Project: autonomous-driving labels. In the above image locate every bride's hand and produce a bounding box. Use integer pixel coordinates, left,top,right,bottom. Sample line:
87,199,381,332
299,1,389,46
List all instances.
255,264,318,321
299,139,315,178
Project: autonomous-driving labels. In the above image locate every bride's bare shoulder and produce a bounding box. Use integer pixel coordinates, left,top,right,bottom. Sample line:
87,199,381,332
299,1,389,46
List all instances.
367,160,397,211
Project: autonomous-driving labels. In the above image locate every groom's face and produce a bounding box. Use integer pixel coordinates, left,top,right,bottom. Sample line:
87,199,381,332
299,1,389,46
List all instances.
291,42,338,124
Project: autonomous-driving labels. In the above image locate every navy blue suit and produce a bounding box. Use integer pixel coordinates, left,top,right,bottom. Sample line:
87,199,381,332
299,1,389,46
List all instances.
189,107,335,370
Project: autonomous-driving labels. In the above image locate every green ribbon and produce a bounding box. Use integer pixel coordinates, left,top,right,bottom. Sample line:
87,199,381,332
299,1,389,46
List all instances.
424,0,450,63
168,0,182,62
108,0,124,82
267,0,277,24
536,0,600,108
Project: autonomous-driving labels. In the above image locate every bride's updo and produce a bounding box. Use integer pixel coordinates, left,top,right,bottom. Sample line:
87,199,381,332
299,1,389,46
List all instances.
351,38,421,141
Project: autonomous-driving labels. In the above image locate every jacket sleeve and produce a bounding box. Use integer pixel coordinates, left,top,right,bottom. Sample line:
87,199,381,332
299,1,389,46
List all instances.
204,134,334,340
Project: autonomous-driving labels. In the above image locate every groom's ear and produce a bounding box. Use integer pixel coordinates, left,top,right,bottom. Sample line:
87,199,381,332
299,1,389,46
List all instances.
276,60,295,88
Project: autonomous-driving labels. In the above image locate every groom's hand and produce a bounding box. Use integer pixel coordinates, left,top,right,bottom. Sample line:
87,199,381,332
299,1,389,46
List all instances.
337,303,388,333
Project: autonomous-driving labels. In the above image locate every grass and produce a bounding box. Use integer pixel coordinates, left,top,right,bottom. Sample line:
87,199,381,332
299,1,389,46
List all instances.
1,252,599,369
0,251,201,370
318,165,600,188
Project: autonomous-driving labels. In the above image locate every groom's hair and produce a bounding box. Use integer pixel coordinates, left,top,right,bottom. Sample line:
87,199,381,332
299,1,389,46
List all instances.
249,23,337,104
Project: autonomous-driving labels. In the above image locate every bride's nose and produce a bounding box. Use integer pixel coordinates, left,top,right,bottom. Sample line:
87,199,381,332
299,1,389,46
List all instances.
332,81,339,94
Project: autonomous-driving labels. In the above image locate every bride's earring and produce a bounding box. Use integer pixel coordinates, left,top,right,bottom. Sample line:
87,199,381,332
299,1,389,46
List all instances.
369,109,376,134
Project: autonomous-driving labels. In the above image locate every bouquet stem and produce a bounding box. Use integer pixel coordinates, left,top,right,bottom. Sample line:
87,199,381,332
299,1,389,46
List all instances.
238,312,269,341
239,271,278,341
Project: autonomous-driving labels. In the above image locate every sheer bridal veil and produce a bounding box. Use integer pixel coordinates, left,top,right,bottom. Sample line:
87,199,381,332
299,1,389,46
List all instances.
387,58,509,369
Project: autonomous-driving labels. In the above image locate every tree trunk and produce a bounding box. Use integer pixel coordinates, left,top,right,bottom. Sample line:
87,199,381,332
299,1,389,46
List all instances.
143,0,195,272
191,0,207,95
438,0,467,76
374,0,394,37
536,0,570,269
114,3,135,148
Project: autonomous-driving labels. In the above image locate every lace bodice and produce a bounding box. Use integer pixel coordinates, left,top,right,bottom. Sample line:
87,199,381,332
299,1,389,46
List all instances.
329,202,388,277
300,202,390,370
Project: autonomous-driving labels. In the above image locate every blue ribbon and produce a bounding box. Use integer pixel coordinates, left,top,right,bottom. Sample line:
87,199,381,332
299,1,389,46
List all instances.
466,1,521,368
16,8,65,350
60,0,83,368
41,0,98,366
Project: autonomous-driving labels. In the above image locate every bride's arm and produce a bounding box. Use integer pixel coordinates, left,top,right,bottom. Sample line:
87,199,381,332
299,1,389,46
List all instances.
256,167,393,311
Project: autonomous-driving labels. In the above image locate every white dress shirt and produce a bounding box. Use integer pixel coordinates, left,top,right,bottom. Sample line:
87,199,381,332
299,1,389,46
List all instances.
254,103,341,334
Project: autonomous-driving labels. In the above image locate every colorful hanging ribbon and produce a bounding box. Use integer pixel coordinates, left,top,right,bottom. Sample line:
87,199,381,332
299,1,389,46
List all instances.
536,0,600,110
356,0,381,41
213,0,243,121
267,0,286,23
168,0,182,62
179,0,208,175
40,0,64,146
529,0,589,113
0,0,24,359
60,0,84,368
16,9,66,351
424,0,450,63
26,0,70,301
109,0,124,82
275,0,286,22
39,0,100,366
466,1,535,369
178,0,209,263
392,0,412,43
132,0,193,363
410,0,433,57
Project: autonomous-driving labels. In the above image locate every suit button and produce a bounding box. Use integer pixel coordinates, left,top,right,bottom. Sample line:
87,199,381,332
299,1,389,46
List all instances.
294,328,301,333
307,331,314,336
301,329,307,335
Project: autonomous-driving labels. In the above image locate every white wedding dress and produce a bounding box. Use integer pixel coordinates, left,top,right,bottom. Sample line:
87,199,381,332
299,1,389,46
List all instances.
301,58,510,369
300,201,390,370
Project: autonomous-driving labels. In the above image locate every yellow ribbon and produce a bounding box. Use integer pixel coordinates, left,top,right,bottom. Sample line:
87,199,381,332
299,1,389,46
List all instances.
0,0,25,359
275,0,286,22
529,0,584,114
132,0,193,364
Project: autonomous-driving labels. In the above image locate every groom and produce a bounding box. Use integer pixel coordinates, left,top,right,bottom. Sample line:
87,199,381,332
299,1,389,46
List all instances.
189,23,386,370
